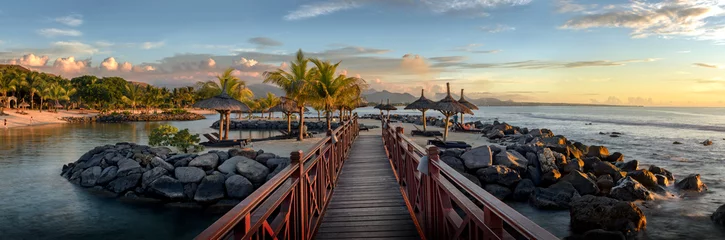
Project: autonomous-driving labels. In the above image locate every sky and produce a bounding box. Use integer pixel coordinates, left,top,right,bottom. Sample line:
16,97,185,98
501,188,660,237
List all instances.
1,0,725,106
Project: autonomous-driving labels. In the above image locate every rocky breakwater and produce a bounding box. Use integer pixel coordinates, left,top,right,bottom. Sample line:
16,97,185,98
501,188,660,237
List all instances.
60,143,291,208
436,120,709,238
62,112,205,123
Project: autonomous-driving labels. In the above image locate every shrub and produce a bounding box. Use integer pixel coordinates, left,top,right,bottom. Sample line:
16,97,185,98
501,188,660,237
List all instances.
148,124,203,153
162,108,189,115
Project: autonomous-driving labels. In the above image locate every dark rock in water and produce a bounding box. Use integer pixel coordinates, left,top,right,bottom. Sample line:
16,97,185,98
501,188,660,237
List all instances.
78,154,104,169
587,145,610,159
655,174,670,186
627,170,659,190
484,184,511,200
97,166,118,185
183,183,198,199
569,195,646,238
537,148,558,174
151,157,174,172
476,165,521,187
218,156,250,174
529,181,579,210
526,165,542,186
582,229,626,240
485,130,505,139
562,158,583,174
175,167,206,183
236,158,270,186
189,153,219,171
560,170,599,196
676,174,707,192
712,204,725,227
616,160,638,172
148,176,184,199
605,152,624,163
648,165,674,183
703,139,713,146
254,153,276,165
441,156,465,172
513,179,535,201
552,151,568,169
493,151,528,174
592,161,620,179
194,175,226,203
581,156,600,173
225,175,254,199
568,145,583,160
107,173,142,193
116,158,143,176
610,176,654,201
542,136,569,156
596,175,614,194
609,134,620,138
573,142,589,155
141,167,168,189
541,169,561,187
461,145,493,170
673,141,683,145
80,166,102,187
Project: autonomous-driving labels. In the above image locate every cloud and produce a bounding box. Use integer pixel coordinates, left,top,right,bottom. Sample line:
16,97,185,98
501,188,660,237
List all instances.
480,24,515,33
55,14,83,26
100,57,120,71
248,37,283,47
628,97,653,105
560,0,725,43
693,63,722,69
235,57,258,67
452,43,501,54
37,28,82,37
95,41,115,47
201,58,216,69
141,41,165,49
421,0,532,14
120,62,133,72
429,56,467,63
454,58,659,69
555,0,593,13
52,56,89,73
284,1,361,20
6,54,49,67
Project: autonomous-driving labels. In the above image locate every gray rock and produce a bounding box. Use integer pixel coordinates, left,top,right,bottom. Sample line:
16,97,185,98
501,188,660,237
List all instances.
183,183,198,199
149,147,172,158
606,152,624,162
597,175,615,194
141,167,168,189
541,169,561,187
166,154,193,163
78,154,104,169
461,145,493,170
174,167,206,183
627,170,659,190
217,156,251,174
560,170,599,196
648,165,674,183
189,153,219,170
537,148,558,173
80,166,102,187
266,160,290,181
236,158,270,186
194,175,226,203
229,148,257,159
616,160,638,172
225,175,255,199
484,184,511,200
526,165,542,186
151,157,175,172
530,181,579,210
476,165,521,187
106,173,142,193
266,157,291,170
148,176,184,199
441,156,465,172
562,158,583,174
676,174,707,192
255,153,276,165
213,151,230,162
655,174,670,186
97,166,119,185
493,151,528,173
712,204,725,227
569,195,646,238
587,145,610,159
593,161,620,178
610,177,654,201
173,158,191,167
513,179,535,201
116,158,142,176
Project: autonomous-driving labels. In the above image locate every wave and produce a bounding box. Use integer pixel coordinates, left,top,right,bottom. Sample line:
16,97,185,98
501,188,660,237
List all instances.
519,113,725,133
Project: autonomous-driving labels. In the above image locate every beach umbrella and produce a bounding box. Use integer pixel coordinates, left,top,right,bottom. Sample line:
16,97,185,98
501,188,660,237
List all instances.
193,90,250,140
373,99,384,117
433,83,473,141
19,102,29,111
457,89,478,124
269,97,300,133
379,99,398,118
405,89,436,131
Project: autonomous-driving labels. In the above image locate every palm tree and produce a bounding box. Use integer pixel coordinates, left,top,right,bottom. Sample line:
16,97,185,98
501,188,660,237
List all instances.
263,49,315,141
308,58,366,130
198,68,253,102
122,83,143,113
260,92,280,119
44,84,76,113
0,72,19,114
24,72,44,110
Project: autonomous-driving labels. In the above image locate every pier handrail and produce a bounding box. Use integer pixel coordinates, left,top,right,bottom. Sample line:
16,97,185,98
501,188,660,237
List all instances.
196,116,359,240
381,119,558,240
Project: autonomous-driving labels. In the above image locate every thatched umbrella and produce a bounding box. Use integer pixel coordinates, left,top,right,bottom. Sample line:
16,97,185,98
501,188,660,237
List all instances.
379,99,397,119
373,99,384,117
433,83,473,141
457,89,478,124
269,97,299,133
54,102,64,113
19,102,29,112
404,89,435,131
193,91,250,140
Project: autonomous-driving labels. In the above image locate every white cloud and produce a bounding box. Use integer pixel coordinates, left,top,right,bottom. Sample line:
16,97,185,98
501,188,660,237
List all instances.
100,57,120,71
51,41,98,56
201,58,216,69
6,54,49,67
141,41,165,49
120,61,133,72
421,0,531,14
52,56,88,73
235,57,258,67
285,1,361,20
693,63,722,69
480,24,516,33
37,28,82,37
95,41,115,47
55,14,83,26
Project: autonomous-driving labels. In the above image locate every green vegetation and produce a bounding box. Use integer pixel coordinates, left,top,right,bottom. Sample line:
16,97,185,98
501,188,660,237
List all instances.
149,124,203,153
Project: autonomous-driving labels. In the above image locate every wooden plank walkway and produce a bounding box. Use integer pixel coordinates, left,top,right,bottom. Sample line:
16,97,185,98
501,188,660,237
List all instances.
315,135,421,240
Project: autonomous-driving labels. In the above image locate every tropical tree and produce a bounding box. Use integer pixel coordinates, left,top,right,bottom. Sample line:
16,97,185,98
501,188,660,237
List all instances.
44,84,76,113
308,58,366,130
263,49,316,141
197,67,253,102
0,71,19,113
122,83,143,113
23,72,45,110
260,92,280,119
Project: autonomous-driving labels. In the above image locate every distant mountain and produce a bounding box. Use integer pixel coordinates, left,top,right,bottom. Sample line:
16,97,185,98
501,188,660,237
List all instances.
362,90,417,104
247,84,285,97
0,64,32,73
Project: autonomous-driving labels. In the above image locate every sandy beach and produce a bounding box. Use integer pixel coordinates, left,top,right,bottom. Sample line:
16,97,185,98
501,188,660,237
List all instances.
0,108,219,130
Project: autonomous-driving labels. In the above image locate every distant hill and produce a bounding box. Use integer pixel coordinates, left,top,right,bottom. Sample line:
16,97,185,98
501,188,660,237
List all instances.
0,64,31,73
247,83,285,97
362,90,417,104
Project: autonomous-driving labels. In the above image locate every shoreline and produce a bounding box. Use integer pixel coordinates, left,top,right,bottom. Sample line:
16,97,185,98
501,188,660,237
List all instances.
0,108,218,130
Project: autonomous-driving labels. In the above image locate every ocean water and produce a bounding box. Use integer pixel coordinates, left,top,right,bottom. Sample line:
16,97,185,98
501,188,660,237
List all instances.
357,106,725,239
0,114,284,240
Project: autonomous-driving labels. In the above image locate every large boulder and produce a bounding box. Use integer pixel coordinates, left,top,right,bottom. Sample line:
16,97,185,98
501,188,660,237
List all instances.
141,167,168,189
592,161,620,179
526,165,542,186
513,179,535,201
569,195,647,238
229,147,257,159
97,166,118,185
484,184,511,200
537,148,558,173
80,166,102,187
175,167,206,183
148,176,184,199
676,174,707,192
189,153,219,171
255,153,276,165
461,146,493,170
529,181,579,210
560,170,600,196
587,146,609,159
106,173,142,193
610,177,654,201
493,151,528,173
236,158,270,186
605,152,624,163
266,157,291,170
151,157,175,172
542,136,569,156
441,156,465,172
627,170,659,190
116,158,143,176
711,204,725,227
541,169,561,187
648,165,674,183
616,160,638,172
476,165,521,187
225,175,255,199
218,156,251,174
596,175,615,194
563,158,584,174
78,154,104,169
194,174,226,203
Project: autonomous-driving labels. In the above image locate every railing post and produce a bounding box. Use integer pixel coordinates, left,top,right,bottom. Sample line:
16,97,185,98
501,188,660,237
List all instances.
395,127,404,175
327,129,336,185
425,146,440,239
291,150,306,240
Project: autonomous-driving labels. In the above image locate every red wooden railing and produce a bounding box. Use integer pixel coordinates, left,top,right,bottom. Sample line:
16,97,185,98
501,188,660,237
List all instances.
196,116,359,240
381,120,558,240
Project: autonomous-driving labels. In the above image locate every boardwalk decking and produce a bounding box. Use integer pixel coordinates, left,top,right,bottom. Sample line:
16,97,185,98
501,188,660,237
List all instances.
315,135,420,240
